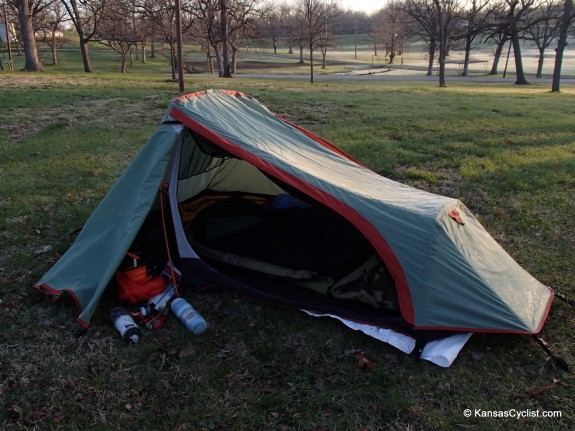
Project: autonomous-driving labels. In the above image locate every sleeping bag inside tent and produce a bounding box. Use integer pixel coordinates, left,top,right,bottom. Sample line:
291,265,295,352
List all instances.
34,89,554,364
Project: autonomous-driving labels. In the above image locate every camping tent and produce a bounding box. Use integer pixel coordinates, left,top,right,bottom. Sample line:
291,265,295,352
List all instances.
35,89,554,366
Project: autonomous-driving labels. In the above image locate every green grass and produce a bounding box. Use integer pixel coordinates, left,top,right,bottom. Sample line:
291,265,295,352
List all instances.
1,68,574,430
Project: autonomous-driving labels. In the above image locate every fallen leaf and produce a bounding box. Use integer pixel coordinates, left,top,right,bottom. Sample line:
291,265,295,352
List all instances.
9,404,23,419
365,360,378,371
530,381,558,396
354,351,378,371
178,342,195,358
471,351,484,361
4,296,20,310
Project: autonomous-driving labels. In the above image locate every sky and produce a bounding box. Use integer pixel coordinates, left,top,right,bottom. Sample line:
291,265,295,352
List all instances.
339,0,384,14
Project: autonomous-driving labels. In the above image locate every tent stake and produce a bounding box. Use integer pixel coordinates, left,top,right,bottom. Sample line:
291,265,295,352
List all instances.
532,335,569,372
553,288,575,307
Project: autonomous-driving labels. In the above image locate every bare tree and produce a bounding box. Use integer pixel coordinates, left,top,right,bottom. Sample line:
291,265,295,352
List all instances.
220,0,231,77
382,0,409,64
189,0,217,73
137,0,193,80
524,0,563,78
456,0,494,76
366,11,383,56
482,1,510,75
551,0,575,90
227,0,265,74
504,0,537,85
95,0,138,73
135,11,156,63
14,0,44,70
433,0,459,87
277,1,298,54
317,12,336,67
34,0,68,65
294,0,339,83
404,0,440,76
259,7,280,53
191,0,225,76
61,0,106,72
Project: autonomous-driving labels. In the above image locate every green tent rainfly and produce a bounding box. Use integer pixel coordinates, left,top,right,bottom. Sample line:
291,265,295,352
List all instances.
35,89,554,362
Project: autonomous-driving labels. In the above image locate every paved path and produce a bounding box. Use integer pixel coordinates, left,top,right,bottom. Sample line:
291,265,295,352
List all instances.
227,72,575,85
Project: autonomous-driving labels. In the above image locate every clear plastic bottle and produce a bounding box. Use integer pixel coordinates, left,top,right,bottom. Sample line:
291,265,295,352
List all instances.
110,307,142,344
171,298,207,335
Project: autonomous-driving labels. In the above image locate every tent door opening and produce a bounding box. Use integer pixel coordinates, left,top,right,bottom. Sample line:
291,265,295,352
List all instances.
165,127,401,320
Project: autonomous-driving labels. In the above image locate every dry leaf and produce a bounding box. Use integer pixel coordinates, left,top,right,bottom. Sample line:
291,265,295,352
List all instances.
354,351,378,371
530,381,558,396
178,342,195,358
9,404,23,419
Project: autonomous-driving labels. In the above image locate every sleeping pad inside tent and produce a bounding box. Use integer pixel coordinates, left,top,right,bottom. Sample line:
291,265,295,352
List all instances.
34,89,554,367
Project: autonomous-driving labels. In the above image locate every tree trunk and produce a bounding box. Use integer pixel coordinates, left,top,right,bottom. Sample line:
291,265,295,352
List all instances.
490,37,507,75
389,36,396,64
462,36,472,76
170,42,177,80
141,41,147,64
80,40,92,72
552,0,574,92
434,0,446,87
536,48,545,78
299,41,304,64
214,44,224,76
309,44,314,83
438,44,446,87
220,0,232,78
51,33,58,65
427,42,435,76
17,0,43,71
120,55,127,73
511,33,528,85
231,46,238,74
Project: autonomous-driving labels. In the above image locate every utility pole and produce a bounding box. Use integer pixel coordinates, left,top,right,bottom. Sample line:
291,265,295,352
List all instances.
354,19,357,59
2,2,13,71
175,0,185,93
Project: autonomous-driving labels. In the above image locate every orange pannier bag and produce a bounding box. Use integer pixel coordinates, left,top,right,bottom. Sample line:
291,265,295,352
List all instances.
115,265,165,304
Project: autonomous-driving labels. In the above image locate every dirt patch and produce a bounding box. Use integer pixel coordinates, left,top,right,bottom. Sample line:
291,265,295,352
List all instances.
0,73,109,88
0,88,165,143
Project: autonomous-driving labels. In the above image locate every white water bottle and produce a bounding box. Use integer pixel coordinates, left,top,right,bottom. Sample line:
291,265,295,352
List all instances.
171,298,207,335
111,307,141,344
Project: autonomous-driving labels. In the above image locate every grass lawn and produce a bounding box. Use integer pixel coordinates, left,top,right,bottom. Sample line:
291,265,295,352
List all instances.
0,60,574,430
